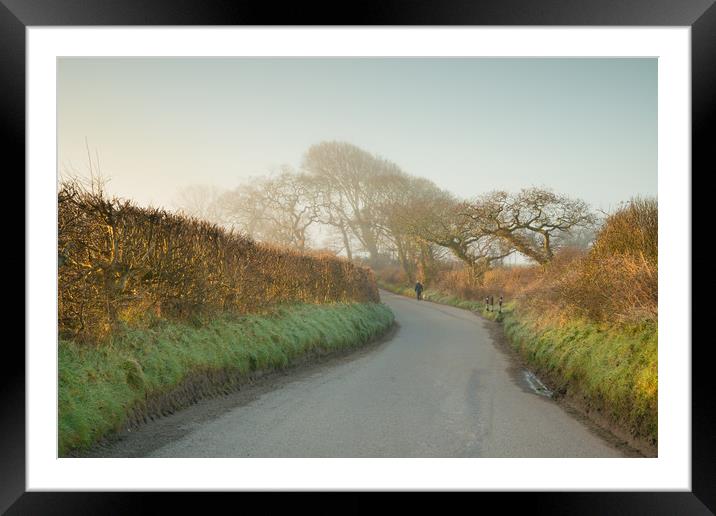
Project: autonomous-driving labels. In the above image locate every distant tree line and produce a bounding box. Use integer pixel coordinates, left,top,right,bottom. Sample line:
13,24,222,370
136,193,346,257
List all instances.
175,141,597,284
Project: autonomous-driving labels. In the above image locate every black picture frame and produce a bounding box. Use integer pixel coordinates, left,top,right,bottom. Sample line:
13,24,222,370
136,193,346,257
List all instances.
6,0,711,513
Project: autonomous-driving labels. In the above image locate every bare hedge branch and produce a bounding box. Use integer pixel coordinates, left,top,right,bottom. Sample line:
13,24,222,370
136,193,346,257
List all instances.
58,180,379,344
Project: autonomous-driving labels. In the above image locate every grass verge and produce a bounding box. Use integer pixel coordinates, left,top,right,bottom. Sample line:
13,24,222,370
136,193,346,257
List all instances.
59,302,394,456
502,313,657,449
378,280,483,311
378,280,656,451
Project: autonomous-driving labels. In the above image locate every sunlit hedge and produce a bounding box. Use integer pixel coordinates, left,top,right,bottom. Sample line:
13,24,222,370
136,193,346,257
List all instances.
58,181,379,343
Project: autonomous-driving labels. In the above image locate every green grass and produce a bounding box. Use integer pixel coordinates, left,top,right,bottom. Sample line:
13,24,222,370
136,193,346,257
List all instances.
503,313,657,446
378,280,488,313
377,279,656,447
59,302,394,455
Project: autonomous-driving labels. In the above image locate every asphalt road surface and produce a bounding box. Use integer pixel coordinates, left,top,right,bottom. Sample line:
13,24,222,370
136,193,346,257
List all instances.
97,290,629,458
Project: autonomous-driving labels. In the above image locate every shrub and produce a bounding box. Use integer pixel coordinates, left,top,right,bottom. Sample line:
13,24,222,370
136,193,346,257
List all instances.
521,199,658,325
58,181,379,344
591,197,657,263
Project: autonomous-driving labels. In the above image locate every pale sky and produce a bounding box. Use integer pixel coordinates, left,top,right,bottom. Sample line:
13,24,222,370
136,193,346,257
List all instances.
58,57,656,212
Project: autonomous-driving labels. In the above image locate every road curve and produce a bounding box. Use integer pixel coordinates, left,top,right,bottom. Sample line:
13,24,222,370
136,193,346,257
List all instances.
127,292,624,457
109,289,625,458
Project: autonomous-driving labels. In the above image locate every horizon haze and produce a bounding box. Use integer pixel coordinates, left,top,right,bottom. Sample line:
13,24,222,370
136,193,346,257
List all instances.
58,57,656,215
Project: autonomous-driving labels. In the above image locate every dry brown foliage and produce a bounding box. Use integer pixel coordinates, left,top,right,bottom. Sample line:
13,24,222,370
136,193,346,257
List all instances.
542,199,657,323
58,181,379,343
381,197,658,326
592,197,657,263
377,264,409,285
516,199,658,324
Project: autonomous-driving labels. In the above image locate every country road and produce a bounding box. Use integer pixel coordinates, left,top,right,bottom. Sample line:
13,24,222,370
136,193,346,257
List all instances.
91,290,632,458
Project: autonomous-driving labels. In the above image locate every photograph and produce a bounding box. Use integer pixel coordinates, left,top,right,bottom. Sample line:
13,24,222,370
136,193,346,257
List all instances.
5,0,708,507
56,56,658,459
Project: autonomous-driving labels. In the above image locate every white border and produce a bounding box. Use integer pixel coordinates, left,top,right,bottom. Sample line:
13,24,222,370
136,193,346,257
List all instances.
27,27,691,491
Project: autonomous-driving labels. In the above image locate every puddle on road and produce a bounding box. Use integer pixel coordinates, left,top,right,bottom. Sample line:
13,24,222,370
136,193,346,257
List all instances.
522,369,553,398
481,317,648,457
480,317,554,399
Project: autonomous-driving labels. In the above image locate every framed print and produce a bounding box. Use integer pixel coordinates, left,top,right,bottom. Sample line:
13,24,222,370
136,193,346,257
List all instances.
6,0,713,513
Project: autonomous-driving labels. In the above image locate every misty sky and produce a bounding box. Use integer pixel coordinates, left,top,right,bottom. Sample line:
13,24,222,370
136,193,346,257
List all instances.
58,57,656,212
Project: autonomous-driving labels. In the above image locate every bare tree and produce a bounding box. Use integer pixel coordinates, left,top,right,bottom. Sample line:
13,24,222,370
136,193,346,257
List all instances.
173,184,224,224
169,143,596,286
372,171,447,282
216,169,319,250
302,141,388,262
215,177,267,237
259,170,320,250
401,189,512,278
302,173,357,260
463,187,596,265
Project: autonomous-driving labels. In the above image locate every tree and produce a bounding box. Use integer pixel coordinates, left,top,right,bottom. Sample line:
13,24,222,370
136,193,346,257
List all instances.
402,190,511,275
302,141,389,262
215,178,270,237
373,172,448,282
371,169,416,279
173,184,224,224
302,173,357,261
463,187,596,265
216,169,320,250
261,171,320,251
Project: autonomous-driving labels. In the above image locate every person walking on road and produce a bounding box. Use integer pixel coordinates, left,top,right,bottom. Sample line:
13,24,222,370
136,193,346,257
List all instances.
498,295,504,313
414,281,424,301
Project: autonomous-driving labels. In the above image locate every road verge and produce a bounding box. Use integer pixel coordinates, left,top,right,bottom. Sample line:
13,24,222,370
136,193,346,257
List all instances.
379,283,657,456
59,302,394,456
